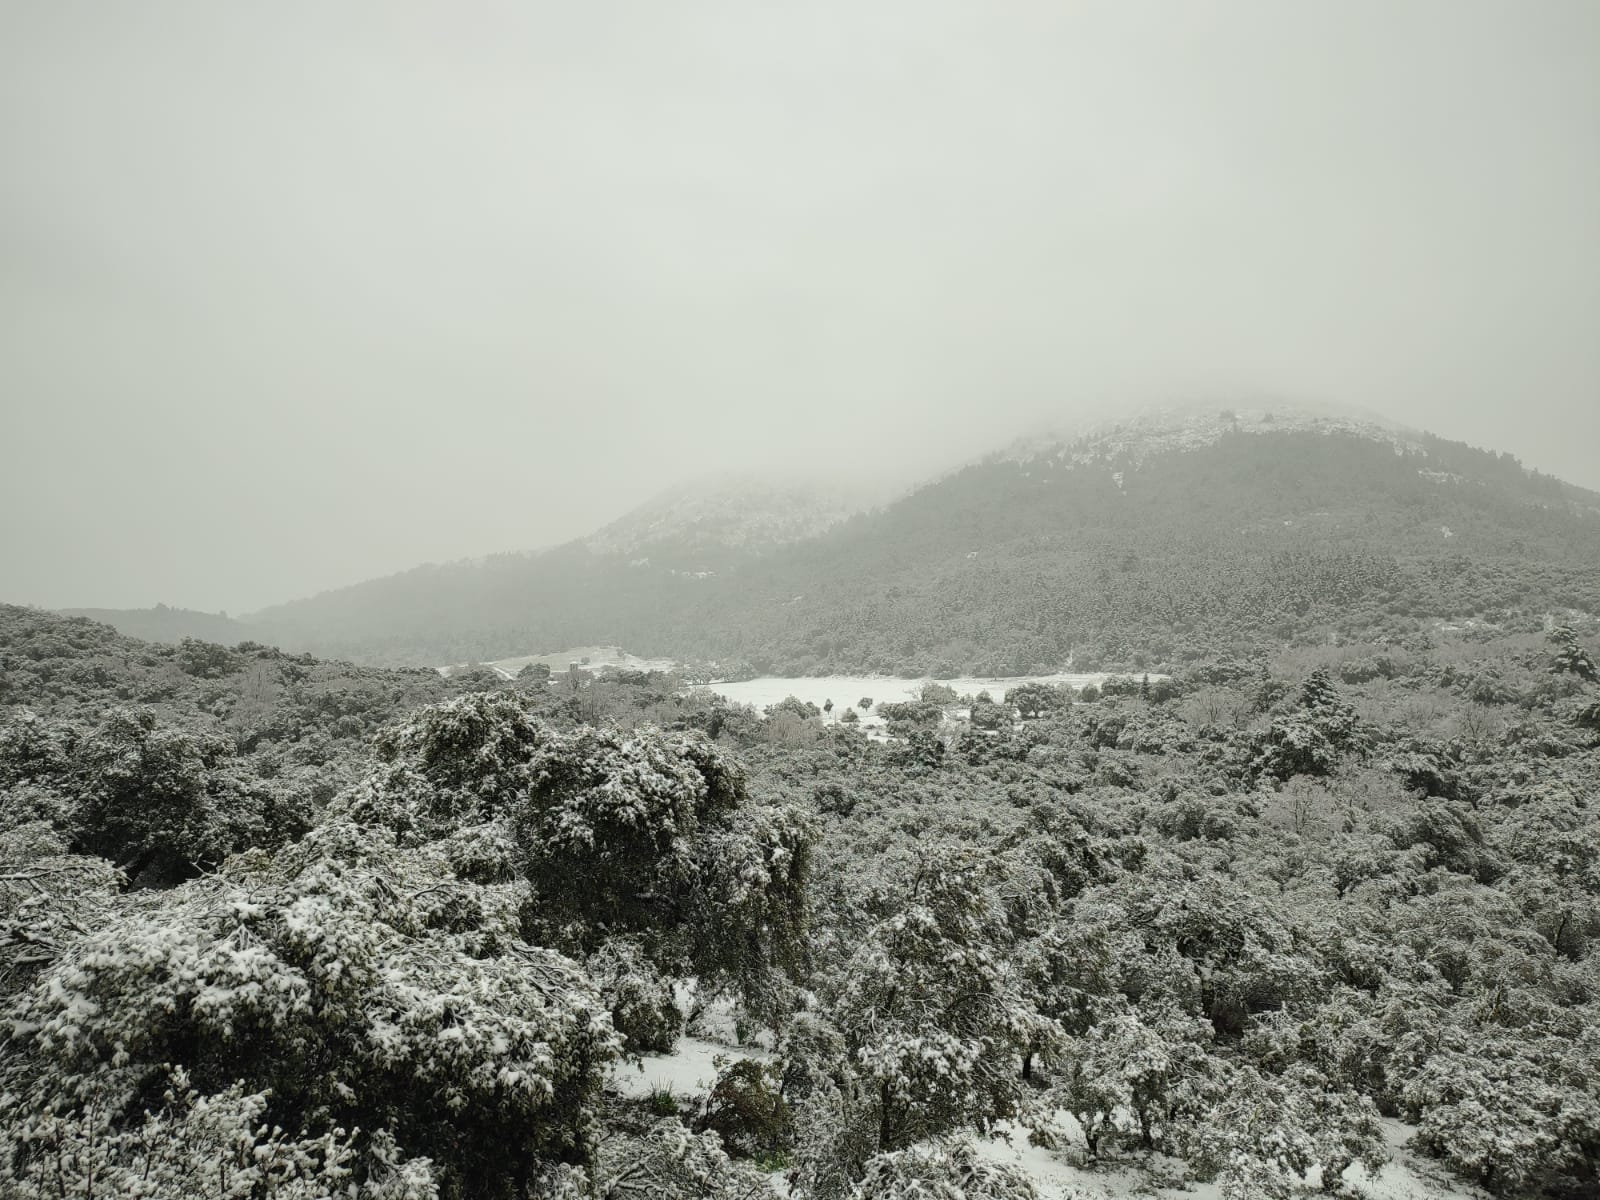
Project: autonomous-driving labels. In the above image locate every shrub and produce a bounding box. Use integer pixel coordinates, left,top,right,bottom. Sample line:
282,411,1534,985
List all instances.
4,707,309,885
0,1067,438,1200
700,1060,792,1159
515,724,812,1011
850,1140,1039,1199
4,820,620,1200
592,1118,778,1199
589,939,682,1054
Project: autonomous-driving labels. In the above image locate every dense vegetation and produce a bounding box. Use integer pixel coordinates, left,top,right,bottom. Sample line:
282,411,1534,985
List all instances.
3,603,1597,1198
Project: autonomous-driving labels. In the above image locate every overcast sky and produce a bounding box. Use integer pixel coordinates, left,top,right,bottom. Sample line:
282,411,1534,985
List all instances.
3,1,1597,613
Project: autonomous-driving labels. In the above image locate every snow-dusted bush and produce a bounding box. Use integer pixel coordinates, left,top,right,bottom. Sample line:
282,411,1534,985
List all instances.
849,1139,1040,1199
0,710,77,787
1178,1064,1386,1200
4,817,620,1200
514,721,812,1008
368,691,556,831
442,818,521,883
1063,865,1326,1040
587,938,682,1054
1403,1036,1600,1193
968,698,1009,732
0,819,122,997
364,695,812,1013
1,707,308,884
0,1066,437,1199
826,848,1049,1162
592,1118,778,1199
700,1058,791,1159
766,695,823,721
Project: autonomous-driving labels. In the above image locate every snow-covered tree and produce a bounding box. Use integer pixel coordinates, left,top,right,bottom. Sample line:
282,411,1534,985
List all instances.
1,707,308,884
1247,670,1367,783
1006,683,1069,722
0,1066,437,1200
1050,1009,1218,1157
827,848,1050,1161
365,694,813,1014
849,1139,1039,1199
513,721,811,1009
1549,626,1598,682
591,1118,778,1199
3,816,620,1199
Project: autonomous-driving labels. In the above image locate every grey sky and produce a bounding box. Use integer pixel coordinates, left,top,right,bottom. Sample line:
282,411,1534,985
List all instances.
3,1,1597,613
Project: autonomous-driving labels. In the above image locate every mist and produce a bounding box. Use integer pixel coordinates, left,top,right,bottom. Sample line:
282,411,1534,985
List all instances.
3,0,1597,614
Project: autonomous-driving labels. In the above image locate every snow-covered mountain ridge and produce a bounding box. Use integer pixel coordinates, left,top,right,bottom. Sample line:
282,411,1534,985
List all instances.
585,475,864,557
997,404,1425,473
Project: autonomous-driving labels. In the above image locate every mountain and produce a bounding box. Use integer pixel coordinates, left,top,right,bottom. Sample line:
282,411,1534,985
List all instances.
56,604,255,646
73,408,1600,673
583,475,863,563
237,475,871,667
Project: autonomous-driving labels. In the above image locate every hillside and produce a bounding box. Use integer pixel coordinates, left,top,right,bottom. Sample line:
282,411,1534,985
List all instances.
0,604,453,774
583,474,863,562
56,603,254,646
216,409,1600,673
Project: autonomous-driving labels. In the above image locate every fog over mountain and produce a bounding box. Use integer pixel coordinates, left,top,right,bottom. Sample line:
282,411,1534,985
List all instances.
9,8,1600,1200
4,1,1598,613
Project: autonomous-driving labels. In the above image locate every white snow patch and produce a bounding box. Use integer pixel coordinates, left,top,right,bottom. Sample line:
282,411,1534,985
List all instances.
1000,405,1426,473
607,1036,772,1101
439,644,679,678
696,673,1161,732
971,1116,1484,1200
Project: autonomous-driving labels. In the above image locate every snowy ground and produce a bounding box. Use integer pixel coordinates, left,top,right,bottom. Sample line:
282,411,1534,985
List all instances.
439,645,680,680
609,1032,1482,1200
608,1034,773,1102
696,672,1159,732
968,1114,1483,1200
607,991,773,1103
437,650,1162,733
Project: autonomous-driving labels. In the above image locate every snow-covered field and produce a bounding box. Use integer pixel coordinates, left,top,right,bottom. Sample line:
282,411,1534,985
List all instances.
439,645,680,680
696,673,1156,730
438,652,1160,730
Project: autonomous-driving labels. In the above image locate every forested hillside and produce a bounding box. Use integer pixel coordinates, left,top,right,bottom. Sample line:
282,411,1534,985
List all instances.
3,605,1598,1198
233,413,1600,673
56,604,254,647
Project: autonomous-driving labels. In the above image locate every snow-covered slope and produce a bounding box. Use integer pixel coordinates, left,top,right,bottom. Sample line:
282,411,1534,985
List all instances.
997,403,1424,472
